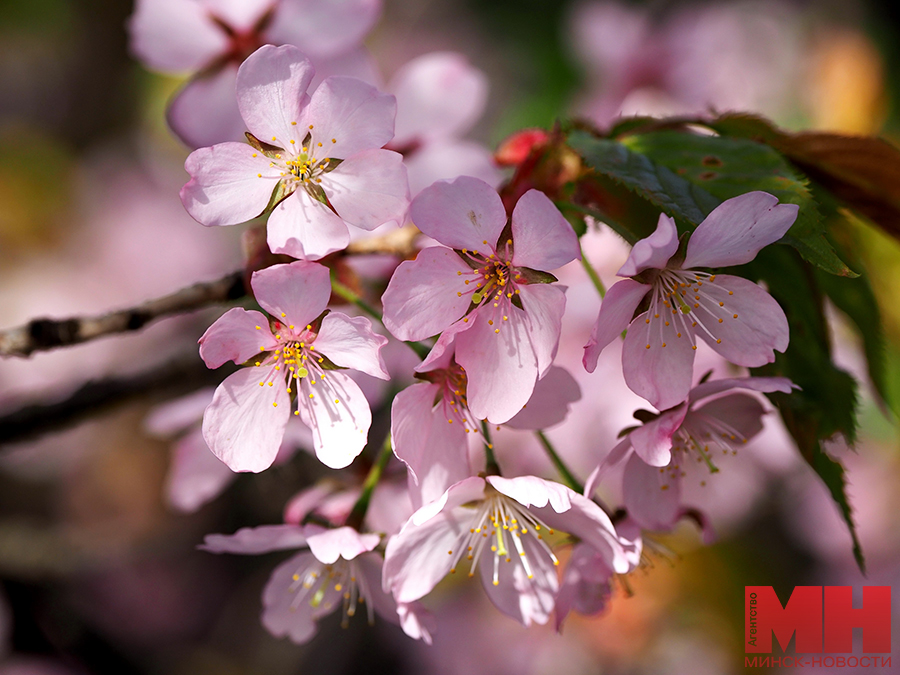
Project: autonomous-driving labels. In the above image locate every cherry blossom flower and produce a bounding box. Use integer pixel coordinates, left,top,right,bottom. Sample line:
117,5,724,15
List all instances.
386,52,500,195
128,0,381,148
201,524,433,644
583,191,797,410
199,260,388,472
382,176,580,423
382,475,637,627
585,376,794,532
391,330,581,509
180,44,410,261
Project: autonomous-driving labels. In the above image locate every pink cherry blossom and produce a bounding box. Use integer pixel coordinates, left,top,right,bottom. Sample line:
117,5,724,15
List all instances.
382,176,580,424
128,0,382,148
391,329,582,510
382,475,637,627
386,52,500,195
201,524,433,644
583,191,797,410
180,44,410,261
199,260,389,472
585,376,794,532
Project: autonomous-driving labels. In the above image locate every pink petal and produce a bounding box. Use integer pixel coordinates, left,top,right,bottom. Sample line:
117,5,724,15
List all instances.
354,553,404,627
167,64,245,149
622,451,680,531
689,392,767,441
305,526,380,564
204,0,271,28
622,310,696,411
396,601,435,645
682,192,799,269
266,190,351,260
302,76,396,159
250,260,331,331
199,524,307,554
389,52,488,146
391,383,470,510
409,176,507,251
297,370,371,469
382,247,473,341
403,139,502,197
383,478,488,602
414,322,461,373
479,534,557,626
504,365,581,430
582,278,651,373
617,213,679,276
456,305,538,424
308,48,381,90
529,489,637,574
410,475,486,527
265,0,382,59
199,308,278,368
261,552,319,643
519,283,567,378
181,143,280,227
314,312,389,379
236,45,315,148
628,404,688,467
584,438,632,499
128,0,226,73
510,190,581,271
319,149,410,231
693,274,789,366
165,430,236,512
486,475,572,512
688,375,795,403
555,542,614,629
144,388,215,436
202,368,291,472
283,483,339,526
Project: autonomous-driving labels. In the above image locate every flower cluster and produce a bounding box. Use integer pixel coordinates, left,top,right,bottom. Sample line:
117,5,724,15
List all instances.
128,21,805,647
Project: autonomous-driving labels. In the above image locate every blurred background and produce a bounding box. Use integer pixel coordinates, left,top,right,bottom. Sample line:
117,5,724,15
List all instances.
1,0,899,673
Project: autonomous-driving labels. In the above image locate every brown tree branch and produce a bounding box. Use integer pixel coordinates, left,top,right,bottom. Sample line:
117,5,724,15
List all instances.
0,228,421,360
0,354,234,446
0,271,248,359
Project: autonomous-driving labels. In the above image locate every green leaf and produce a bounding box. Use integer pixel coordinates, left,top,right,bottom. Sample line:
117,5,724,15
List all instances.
567,129,718,231
812,451,866,573
817,267,893,418
620,131,854,276
742,245,864,571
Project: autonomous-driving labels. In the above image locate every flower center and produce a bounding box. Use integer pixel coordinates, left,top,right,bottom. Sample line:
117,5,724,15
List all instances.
659,412,749,489
642,270,739,350
447,493,559,586
455,241,523,334
289,558,373,628
254,319,330,415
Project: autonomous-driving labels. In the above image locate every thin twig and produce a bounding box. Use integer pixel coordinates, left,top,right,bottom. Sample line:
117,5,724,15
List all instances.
0,271,248,359
535,430,583,494
0,354,232,446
